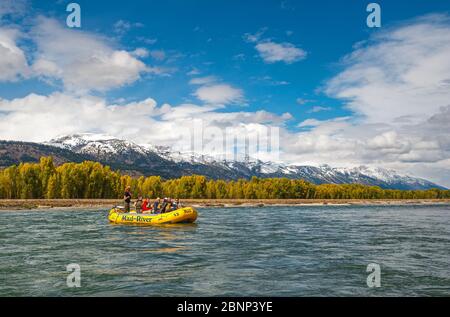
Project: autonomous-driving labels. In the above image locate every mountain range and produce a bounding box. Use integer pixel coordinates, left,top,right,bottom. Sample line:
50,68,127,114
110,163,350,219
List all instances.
0,133,445,190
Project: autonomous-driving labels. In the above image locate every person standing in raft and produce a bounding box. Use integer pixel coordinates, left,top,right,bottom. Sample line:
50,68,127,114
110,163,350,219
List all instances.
124,186,132,213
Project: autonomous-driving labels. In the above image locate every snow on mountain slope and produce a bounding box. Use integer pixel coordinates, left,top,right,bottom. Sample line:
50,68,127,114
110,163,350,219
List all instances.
43,134,446,189
48,133,148,156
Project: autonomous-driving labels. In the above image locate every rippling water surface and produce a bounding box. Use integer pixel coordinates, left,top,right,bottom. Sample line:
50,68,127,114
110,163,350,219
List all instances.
0,205,449,296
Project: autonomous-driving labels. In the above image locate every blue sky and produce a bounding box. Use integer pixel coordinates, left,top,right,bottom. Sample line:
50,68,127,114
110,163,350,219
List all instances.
3,0,448,125
0,0,450,186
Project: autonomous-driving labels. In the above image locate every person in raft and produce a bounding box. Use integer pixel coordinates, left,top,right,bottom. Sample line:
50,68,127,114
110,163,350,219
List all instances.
134,195,143,213
124,186,132,213
142,197,151,213
152,197,161,214
172,198,181,210
160,197,169,213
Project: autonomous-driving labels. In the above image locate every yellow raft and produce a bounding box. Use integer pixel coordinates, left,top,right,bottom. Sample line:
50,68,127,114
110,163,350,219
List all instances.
108,207,198,225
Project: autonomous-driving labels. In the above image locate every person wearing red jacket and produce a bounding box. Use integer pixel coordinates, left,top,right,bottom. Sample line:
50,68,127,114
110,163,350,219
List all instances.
142,198,151,213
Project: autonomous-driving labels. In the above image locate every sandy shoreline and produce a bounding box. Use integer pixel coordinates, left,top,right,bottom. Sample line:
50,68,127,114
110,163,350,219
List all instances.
0,198,449,211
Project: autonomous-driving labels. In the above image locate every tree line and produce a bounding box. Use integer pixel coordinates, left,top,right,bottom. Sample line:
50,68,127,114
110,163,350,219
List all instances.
0,157,449,200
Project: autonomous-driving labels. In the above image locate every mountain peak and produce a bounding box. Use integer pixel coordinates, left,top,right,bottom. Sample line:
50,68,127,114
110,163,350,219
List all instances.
47,133,148,156
50,133,119,143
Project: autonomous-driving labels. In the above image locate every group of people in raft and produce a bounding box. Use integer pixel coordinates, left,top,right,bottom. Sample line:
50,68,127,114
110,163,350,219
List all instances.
122,186,182,214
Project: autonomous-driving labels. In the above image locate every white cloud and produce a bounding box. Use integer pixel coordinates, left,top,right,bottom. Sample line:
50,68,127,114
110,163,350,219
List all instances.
0,93,159,142
131,48,149,58
233,53,245,61
308,106,332,113
194,84,244,105
113,20,144,35
243,27,268,43
0,93,289,155
189,76,218,85
281,15,450,187
251,76,290,86
30,17,150,92
0,0,28,19
149,50,166,61
255,41,306,64
189,75,245,106
297,116,350,128
326,14,450,124
0,27,29,81
244,28,307,64
136,36,157,45
296,98,313,105
0,15,160,91
187,68,201,76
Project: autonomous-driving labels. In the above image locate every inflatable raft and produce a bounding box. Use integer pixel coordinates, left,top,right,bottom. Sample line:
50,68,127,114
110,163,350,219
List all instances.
108,207,198,225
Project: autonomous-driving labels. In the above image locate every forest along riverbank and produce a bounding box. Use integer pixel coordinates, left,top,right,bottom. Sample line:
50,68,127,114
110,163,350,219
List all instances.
0,199,449,210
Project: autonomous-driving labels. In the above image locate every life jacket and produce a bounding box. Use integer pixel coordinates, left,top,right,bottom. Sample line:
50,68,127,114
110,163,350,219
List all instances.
142,199,150,211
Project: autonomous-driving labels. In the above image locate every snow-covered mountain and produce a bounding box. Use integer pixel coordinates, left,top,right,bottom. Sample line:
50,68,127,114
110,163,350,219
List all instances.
39,133,446,190
47,133,148,156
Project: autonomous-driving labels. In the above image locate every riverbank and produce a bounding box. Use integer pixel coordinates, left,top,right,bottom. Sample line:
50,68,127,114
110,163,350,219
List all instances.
0,198,449,210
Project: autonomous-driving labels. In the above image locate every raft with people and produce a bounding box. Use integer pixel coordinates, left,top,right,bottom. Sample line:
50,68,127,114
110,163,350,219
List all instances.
108,206,198,225
109,188,198,225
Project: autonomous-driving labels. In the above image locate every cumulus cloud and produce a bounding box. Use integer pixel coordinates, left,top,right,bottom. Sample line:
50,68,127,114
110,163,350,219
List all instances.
255,41,307,64
194,84,244,105
282,15,450,187
284,112,450,187
131,48,149,58
244,28,306,64
30,17,150,92
0,15,158,91
0,27,29,81
0,93,289,157
189,77,246,105
0,93,163,143
325,14,450,124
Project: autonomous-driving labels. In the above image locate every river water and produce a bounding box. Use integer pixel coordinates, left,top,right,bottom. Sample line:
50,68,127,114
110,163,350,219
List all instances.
0,205,449,296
